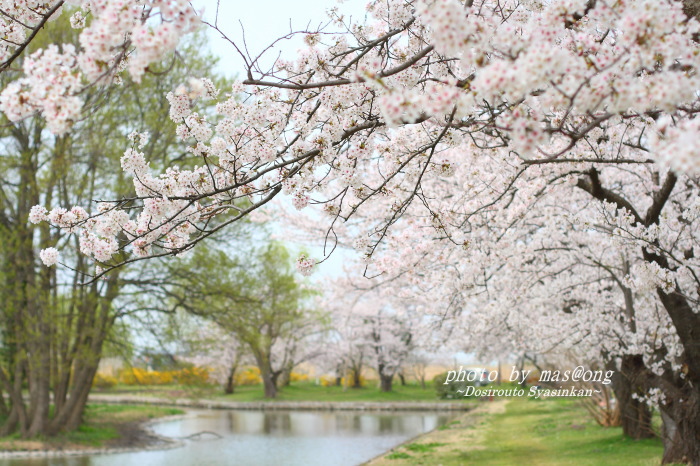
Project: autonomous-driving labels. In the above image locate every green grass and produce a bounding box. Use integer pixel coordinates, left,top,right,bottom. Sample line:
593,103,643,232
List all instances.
219,381,453,402
103,381,475,404
439,397,662,465
404,442,446,453
0,404,184,450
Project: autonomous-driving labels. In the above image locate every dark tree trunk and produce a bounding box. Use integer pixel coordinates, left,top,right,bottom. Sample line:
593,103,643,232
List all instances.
59,366,98,434
352,369,362,388
659,389,700,465
651,287,700,464
398,372,407,386
0,386,8,418
0,407,19,437
48,357,102,434
379,373,393,392
224,365,237,395
608,356,654,439
277,361,294,388
253,353,279,399
27,332,51,437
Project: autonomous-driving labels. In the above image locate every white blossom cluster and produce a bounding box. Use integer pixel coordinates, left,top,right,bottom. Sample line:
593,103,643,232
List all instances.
0,0,199,135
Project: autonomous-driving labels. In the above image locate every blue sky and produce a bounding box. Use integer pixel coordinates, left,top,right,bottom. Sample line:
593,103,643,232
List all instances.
192,0,368,78
189,0,368,278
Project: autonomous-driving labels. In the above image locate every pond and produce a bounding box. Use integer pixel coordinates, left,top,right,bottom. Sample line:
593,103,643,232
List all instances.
1,409,457,466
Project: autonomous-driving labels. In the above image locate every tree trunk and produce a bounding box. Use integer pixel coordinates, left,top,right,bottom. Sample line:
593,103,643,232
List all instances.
608,356,654,439
277,361,294,388
262,370,278,398
59,366,98,434
224,365,237,395
0,386,8,418
352,369,362,388
650,283,700,463
659,390,700,465
576,170,700,463
254,353,279,399
48,361,100,434
27,332,51,437
379,373,393,392
398,372,407,386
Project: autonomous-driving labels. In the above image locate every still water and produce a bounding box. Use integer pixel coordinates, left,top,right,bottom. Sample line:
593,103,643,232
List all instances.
1,410,455,466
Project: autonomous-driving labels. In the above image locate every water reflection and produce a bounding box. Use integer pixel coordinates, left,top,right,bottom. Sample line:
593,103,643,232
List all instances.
0,410,455,466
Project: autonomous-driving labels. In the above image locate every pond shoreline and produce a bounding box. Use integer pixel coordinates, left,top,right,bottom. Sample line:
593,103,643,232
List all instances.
363,399,506,465
0,396,473,460
87,393,474,412
0,413,187,460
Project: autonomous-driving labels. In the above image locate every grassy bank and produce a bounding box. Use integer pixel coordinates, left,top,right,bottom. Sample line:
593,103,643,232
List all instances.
218,381,462,402
0,404,184,452
369,397,664,465
100,381,468,403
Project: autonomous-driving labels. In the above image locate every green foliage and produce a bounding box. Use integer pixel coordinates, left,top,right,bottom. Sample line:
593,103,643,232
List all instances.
0,10,232,438
177,241,319,319
433,372,471,399
158,240,326,397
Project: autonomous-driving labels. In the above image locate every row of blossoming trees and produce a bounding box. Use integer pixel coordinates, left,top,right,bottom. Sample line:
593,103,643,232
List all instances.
152,240,436,398
1,0,700,462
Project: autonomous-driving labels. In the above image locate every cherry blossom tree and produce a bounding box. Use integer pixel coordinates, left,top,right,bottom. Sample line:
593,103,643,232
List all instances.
177,319,250,394
3,0,700,461
326,145,695,447
323,280,442,392
323,306,371,389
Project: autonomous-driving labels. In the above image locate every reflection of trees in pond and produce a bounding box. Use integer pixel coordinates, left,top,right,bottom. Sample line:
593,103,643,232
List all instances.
352,415,362,432
263,413,292,434
188,410,455,437
378,416,398,434
333,413,362,432
227,411,236,432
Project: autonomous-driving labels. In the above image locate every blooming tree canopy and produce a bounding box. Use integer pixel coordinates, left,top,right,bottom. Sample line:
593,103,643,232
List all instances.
4,0,700,461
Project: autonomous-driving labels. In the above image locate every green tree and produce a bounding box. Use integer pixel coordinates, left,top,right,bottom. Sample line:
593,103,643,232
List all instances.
161,242,324,399
0,16,228,437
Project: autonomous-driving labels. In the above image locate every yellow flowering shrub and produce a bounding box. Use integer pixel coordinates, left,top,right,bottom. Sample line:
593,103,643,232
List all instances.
341,371,366,388
290,371,309,382
319,375,337,387
318,372,364,387
235,366,262,385
174,366,210,386
118,367,209,386
92,373,118,389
